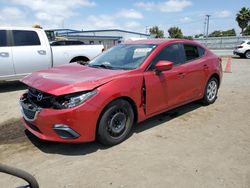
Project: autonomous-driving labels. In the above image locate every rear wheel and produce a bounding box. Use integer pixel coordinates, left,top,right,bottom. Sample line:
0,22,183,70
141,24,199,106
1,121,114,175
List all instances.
97,99,134,146
245,50,250,59
202,77,218,105
70,57,89,64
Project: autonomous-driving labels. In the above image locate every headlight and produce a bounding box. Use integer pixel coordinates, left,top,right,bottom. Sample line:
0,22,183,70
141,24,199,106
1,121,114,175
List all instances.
59,90,97,109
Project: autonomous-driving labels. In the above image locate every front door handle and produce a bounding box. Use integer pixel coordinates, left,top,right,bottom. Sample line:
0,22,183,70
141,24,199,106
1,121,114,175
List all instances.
37,50,46,55
0,52,9,57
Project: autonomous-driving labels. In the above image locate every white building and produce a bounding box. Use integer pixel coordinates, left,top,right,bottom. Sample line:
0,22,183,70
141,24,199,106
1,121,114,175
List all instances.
60,29,150,49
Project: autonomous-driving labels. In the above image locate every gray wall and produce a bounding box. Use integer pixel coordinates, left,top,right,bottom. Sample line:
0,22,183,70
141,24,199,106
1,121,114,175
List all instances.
195,36,250,49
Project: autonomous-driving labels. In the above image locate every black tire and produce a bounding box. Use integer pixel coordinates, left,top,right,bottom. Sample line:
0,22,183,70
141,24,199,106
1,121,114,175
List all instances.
202,77,219,105
245,50,250,59
70,57,89,64
97,99,134,146
0,164,39,188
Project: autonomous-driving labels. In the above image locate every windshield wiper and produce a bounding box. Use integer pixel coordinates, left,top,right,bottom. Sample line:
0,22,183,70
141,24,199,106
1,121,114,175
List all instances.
89,64,113,69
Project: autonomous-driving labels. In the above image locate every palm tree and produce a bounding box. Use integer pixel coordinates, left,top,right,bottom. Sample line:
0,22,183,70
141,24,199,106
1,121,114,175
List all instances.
236,7,250,35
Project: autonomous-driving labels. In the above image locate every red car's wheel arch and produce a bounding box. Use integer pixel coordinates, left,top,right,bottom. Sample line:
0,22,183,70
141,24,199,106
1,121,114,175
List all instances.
95,96,138,138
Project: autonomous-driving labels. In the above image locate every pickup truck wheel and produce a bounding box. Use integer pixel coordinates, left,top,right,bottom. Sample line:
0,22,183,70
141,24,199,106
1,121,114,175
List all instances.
97,99,134,146
245,50,250,59
70,57,89,64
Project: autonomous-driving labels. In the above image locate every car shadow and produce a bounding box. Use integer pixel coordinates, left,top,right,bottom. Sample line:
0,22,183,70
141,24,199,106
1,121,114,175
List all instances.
25,101,203,156
0,81,27,93
132,101,202,134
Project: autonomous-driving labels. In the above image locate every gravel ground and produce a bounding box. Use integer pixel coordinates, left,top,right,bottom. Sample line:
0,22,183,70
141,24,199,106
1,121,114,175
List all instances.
0,57,250,188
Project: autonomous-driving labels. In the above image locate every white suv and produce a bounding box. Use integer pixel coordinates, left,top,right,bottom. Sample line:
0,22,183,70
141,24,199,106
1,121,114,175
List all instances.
233,40,250,59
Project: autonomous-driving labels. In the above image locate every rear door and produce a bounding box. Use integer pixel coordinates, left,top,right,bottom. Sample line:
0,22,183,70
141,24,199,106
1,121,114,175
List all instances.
180,43,208,101
11,29,51,75
0,30,15,77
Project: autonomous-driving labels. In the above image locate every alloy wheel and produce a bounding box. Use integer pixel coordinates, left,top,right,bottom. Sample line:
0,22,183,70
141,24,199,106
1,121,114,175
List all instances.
206,80,217,102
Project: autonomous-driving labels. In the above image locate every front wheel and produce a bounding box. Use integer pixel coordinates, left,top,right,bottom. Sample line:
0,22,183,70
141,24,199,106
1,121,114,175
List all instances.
97,99,134,146
202,77,218,105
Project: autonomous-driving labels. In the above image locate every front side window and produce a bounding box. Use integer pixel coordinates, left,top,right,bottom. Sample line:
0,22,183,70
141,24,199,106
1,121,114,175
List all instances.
89,44,157,70
184,44,199,61
0,30,8,47
13,30,41,46
149,43,184,70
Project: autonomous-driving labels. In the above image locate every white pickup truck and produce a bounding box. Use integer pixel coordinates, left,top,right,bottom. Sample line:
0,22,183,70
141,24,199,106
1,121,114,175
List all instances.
0,27,104,81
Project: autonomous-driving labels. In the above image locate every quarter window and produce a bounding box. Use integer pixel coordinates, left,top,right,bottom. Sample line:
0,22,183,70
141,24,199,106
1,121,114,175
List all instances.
198,46,205,57
13,30,41,46
0,30,8,47
183,44,199,61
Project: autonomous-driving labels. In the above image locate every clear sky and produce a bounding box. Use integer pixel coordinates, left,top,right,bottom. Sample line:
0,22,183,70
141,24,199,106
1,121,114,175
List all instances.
0,0,249,36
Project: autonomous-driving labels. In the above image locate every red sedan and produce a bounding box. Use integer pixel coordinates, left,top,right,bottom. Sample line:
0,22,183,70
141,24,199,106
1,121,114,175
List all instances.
20,39,222,146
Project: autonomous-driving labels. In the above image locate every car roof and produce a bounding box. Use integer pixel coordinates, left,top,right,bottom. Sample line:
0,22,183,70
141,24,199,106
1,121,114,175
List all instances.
0,27,42,31
124,39,197,45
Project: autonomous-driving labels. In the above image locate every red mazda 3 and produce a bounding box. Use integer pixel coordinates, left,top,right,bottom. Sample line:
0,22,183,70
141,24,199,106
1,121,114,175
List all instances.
20,39,222,146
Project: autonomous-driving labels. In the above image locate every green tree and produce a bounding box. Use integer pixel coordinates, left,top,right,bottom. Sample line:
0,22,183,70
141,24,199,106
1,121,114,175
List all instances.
236,7,250,35
209,29,236,37
222,29,236,36
168,27,183,38
243,25,250,35
209,30,221,37
183,36,193,40
149,26,164,38
194,34,204,38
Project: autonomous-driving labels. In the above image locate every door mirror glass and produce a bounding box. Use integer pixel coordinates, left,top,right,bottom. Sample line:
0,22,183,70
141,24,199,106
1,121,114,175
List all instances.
155,60,173,72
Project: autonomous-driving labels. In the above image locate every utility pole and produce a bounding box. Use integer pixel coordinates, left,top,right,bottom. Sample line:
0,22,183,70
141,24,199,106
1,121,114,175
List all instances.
203,16,207,37
145,26,150,34
206,15,211,38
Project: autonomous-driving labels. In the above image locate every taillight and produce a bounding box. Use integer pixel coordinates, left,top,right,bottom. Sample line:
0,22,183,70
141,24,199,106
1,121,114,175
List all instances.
237,45,243,48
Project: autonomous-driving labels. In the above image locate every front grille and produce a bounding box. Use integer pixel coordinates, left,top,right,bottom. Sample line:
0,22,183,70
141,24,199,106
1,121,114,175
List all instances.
20,96,40,121
28,87,55,108
23,107,37,120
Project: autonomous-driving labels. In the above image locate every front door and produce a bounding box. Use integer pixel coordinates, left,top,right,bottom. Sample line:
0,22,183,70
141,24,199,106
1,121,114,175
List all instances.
11,30,51,75
144,43,187,115
0,30,15,77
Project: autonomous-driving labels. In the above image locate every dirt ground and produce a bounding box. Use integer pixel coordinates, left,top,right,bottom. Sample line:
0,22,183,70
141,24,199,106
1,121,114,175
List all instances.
0,57,250,188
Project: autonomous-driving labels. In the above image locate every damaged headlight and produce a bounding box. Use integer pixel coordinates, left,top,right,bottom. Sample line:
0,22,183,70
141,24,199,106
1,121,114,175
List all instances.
57,90,97,109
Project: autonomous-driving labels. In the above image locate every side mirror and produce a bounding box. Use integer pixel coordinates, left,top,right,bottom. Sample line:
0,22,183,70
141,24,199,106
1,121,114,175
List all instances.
155,60,173,73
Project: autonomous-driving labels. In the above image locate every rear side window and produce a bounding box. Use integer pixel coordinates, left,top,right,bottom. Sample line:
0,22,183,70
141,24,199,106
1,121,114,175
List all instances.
184,44,199,61
68,41,84,45
13,30,41,46
150,43,184,69
0,30,8,47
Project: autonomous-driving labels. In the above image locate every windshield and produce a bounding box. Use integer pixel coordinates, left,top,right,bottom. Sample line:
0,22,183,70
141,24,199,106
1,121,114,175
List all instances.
88,44,157,70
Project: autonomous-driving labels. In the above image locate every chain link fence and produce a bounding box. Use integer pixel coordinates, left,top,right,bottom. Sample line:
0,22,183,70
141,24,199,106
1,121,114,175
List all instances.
195,36,250,49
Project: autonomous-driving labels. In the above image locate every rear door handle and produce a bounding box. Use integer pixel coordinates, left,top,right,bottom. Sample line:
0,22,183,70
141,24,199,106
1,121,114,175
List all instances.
178,72,185,78
204,64,209,69
37,50,46,55
0,52,9,57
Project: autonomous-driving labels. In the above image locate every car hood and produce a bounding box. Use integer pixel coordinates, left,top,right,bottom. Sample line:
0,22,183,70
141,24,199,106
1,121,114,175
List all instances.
21,63,127,96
